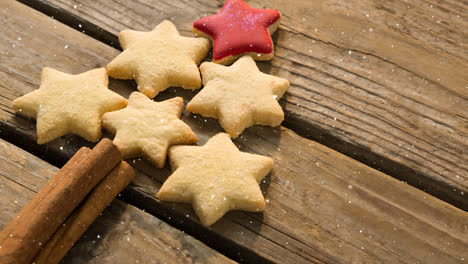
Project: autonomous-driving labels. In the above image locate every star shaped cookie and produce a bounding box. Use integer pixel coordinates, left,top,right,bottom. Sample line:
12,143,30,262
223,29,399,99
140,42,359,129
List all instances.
157,133,273,226
186,55,289,138
193,0,281,65
107,20,211,98
102,92,198,168
12,67,127,144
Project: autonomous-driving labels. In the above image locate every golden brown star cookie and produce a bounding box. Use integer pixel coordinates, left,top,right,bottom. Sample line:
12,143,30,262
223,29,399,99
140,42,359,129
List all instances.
102,92,198,168
157,133,274,226
186,55,289,138
12,67,127,144
107,20,211,98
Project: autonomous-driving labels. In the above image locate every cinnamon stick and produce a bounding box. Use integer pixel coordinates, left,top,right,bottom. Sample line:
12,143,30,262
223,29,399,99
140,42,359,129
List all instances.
0,138,121,264
33,161,135,264
0,146,90,246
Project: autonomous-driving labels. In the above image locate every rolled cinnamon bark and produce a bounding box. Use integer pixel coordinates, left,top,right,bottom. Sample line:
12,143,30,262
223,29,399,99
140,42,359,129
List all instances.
0,138,121,264
0,147,90,246
33,161,135,264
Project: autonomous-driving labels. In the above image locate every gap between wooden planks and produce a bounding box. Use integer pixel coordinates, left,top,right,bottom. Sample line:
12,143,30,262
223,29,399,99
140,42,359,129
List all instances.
0,1,467,263
0,138,236,264
19,0,468,210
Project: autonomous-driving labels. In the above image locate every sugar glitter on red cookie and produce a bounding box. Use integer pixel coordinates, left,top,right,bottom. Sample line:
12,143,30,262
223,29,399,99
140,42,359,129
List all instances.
193,0,281,65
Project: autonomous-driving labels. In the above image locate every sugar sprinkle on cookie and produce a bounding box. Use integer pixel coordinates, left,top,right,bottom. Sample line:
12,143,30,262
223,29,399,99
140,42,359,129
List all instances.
157,133,274,226
102,92,198,168
187,55,289,138
193,0,281,65
12,67,127,144
107,20,210,98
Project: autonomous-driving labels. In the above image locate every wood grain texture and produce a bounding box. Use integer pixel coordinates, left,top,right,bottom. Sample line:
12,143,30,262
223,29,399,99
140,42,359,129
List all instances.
0,137,236,264
0,1,467,263
24,0,468,209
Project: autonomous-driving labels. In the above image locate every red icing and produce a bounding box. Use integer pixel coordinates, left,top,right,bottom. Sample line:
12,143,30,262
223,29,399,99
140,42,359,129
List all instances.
193,0,280,61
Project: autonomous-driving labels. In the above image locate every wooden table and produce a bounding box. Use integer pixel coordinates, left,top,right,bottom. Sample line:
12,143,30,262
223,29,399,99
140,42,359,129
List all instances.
0,0,467,263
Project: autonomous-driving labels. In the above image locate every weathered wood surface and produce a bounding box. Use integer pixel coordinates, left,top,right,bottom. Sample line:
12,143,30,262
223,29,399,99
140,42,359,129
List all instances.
0,138,236,264
23,0,468,210
1,1,467,263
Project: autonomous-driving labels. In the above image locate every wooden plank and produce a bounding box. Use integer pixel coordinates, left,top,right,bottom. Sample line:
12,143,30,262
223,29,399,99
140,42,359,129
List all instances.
24,0,468,209
1,1,467,263
0,138,236,264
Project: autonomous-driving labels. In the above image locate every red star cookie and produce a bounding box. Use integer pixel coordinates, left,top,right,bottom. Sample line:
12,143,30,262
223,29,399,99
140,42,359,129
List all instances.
193,0,281,65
